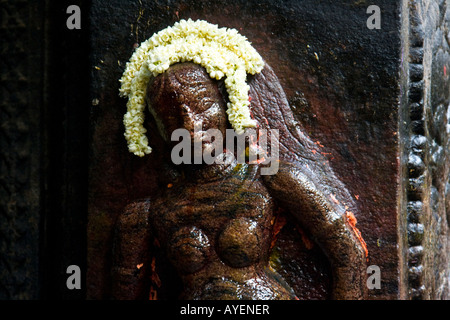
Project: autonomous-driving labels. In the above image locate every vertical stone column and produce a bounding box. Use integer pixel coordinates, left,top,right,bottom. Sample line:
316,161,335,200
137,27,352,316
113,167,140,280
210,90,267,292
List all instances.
400,0,449,300
0,0,90,299
0,0,45,299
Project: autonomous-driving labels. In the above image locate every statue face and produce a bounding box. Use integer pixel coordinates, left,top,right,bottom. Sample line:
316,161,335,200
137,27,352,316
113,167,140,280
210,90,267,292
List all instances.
147,62,228,156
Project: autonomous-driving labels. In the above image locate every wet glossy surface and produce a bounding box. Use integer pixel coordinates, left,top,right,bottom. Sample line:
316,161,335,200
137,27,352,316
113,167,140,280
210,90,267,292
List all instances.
89,0,411,300
111,63,367,300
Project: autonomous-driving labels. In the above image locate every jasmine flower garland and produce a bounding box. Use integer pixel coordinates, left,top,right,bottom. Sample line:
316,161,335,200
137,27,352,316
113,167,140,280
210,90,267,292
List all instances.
119,18,265,157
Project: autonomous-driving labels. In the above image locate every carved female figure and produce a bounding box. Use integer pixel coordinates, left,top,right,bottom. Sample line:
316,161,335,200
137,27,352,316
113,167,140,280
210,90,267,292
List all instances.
112,20,367,300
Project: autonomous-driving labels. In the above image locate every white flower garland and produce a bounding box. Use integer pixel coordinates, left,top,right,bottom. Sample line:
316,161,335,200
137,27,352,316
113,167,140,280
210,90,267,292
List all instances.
119,19,264,157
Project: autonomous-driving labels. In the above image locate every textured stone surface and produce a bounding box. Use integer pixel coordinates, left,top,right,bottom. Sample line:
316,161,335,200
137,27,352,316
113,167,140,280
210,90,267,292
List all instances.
400,0,450,300
0,0,44,299
0,0,90,299
0,0,448,300
88,0,404,300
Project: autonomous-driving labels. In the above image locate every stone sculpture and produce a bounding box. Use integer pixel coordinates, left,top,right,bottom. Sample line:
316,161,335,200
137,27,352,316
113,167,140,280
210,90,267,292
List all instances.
112,20,367,300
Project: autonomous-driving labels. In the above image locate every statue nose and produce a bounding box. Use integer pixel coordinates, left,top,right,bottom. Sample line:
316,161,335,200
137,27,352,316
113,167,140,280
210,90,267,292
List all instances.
180,104,197,132
182,115,194,134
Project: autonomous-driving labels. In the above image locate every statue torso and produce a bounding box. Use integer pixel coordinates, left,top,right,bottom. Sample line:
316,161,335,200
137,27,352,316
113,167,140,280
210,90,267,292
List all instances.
150,163,294,299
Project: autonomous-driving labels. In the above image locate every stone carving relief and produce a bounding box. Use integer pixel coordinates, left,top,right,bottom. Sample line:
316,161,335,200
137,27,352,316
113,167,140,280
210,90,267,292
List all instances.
111,20,367,300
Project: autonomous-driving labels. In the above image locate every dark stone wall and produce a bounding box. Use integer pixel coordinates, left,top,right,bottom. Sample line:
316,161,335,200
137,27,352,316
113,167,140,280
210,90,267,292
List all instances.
86,0,448,300
0,0,448,300
41,0,90,300
0,0,44,299
0,0,90,299
87,0,404,300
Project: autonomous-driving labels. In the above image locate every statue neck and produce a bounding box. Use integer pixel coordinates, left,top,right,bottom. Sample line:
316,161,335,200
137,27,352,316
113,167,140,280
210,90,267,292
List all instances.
184,151,238,182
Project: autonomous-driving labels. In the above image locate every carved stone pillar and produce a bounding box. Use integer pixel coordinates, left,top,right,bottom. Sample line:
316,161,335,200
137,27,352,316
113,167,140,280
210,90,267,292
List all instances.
0,0,44,299
0,0,89,299
399,0,450,299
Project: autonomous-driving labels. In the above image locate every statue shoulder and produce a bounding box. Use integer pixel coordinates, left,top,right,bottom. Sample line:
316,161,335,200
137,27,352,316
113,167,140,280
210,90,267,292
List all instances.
123,198,152,214
116,198,152,232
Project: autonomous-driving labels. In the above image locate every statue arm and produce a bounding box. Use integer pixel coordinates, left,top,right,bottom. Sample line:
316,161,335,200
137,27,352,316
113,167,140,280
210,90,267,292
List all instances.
262,162,367,300
111,199,153,300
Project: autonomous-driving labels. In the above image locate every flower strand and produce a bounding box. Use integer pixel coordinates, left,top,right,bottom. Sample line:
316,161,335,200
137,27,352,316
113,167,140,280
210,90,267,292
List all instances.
120,19,264,157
